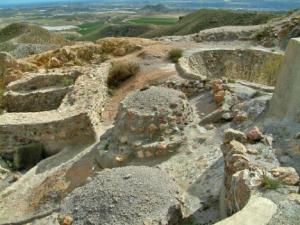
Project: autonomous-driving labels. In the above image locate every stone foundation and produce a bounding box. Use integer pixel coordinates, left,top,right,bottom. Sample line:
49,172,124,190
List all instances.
3,87,70,112
97,86,194,168
178,48,283,85
0,63,110,160
0,111,96,156
6,71,80,92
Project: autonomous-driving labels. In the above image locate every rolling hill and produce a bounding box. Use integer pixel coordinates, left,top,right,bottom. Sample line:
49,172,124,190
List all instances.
78,24,156,42
0,23,69,58
78,9,280,41
143,9,280,37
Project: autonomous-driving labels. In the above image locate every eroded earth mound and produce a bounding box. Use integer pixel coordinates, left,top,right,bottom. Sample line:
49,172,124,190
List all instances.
60,166,181,225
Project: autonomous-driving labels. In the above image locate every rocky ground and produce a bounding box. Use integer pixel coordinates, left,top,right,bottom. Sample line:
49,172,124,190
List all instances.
0,14,300,225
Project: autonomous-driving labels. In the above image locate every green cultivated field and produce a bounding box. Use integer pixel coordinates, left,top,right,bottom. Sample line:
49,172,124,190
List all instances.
78,20,107,35
129,17,178,25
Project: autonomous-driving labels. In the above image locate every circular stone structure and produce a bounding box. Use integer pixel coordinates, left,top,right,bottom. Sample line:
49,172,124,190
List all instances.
178,48,283,85
60,166,181,225
97,86,194,168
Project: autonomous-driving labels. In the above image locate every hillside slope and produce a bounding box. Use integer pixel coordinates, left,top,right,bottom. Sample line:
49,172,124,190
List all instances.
79,24,156,42
0,23,69,58
143,9,280,38
77,9,279,41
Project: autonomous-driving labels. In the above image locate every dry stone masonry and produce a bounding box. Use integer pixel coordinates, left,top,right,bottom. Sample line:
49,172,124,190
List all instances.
97,86,194,168
0,63,110,167
178,47,283,85
221,128,299,218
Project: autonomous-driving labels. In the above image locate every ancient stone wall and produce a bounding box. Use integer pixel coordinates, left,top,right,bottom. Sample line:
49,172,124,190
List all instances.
97,86,194,168
193,25,262,42
6,72,80,92
0,63,110,159
0,111,96,156
178,48,283,85
4,87,70,112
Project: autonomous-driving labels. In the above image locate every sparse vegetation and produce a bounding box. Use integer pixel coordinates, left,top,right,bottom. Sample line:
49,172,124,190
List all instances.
262,175,282,189
168,48,183,63
0,23,68,58
0,23,67,44
61,77,74,87
107,61,140,88
254,27,275,42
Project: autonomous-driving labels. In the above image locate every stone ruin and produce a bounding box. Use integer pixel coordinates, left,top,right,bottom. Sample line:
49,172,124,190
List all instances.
96,86,194,168
1,33,300,225
0,63,110,169
177,47,283,85
217,38,300,225
218,127,300,224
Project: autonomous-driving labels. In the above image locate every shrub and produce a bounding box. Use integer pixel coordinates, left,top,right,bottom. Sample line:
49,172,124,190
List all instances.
107,61,140,88
254,27,274,42
61,77,74,87
168,48,183,63
262,175,281,189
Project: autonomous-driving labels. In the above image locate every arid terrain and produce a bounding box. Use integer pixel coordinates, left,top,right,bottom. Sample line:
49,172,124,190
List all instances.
0,4,300,225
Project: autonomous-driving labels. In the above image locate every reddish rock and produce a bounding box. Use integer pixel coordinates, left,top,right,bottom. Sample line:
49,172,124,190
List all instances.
247,127,263,142
211,79,224,93
214,90,225,104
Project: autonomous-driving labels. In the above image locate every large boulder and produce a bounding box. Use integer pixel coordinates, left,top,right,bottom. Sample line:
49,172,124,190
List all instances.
60,166,182,225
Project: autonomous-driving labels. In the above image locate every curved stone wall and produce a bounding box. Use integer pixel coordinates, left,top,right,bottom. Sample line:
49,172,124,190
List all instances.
178,48,283,86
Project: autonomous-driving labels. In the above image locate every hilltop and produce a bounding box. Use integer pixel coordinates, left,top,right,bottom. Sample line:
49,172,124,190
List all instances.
0,23,69,58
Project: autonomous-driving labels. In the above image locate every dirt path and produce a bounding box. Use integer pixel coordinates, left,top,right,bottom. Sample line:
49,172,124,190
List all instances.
101,63,177,124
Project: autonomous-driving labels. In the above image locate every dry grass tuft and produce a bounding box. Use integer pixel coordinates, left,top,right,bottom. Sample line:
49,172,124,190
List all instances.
107,61,140,88
168,48,183,63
